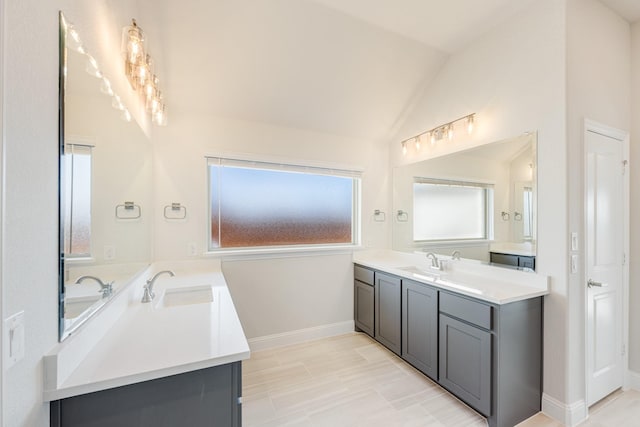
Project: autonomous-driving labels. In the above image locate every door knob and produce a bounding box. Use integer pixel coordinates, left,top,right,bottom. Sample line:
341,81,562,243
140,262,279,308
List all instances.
587,279,607,288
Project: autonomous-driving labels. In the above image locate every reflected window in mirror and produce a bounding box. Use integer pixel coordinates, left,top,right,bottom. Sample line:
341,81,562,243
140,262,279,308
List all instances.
63,143,92,257
413,178,494,242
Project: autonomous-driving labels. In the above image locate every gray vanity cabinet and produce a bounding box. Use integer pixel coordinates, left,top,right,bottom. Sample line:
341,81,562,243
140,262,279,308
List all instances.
374,272,402,355
354,265,375,337
402,279,438,380
50,362,242,427
439,313,492,415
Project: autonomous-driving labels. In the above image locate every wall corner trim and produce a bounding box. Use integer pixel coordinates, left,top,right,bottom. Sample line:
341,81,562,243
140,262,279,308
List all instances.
247,321,355,352
541,393,587,427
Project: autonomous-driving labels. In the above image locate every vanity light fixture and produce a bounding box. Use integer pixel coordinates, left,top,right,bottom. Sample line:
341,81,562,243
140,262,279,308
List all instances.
399,113,476,154
122,19,167,126
62,16,132,123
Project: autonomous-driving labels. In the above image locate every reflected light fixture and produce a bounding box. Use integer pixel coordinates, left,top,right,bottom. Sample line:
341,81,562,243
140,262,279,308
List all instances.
399,113,476,153
122,19,167,126
62,15,132,123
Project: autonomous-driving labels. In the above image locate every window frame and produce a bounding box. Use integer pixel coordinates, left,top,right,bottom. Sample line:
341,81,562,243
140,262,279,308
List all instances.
412,177,494,243
205,156,362,255
62,142,94,259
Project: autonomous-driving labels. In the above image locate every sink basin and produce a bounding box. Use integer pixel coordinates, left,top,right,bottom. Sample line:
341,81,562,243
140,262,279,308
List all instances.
158,285,214,308
64,295,102,319
397,266,441,281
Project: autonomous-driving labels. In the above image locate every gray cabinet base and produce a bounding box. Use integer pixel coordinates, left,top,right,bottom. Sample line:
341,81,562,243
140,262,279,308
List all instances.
50,362,242,427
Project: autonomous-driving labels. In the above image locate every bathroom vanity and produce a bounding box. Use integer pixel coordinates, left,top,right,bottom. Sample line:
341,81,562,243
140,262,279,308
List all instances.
353,250,548,427
44,262,250,427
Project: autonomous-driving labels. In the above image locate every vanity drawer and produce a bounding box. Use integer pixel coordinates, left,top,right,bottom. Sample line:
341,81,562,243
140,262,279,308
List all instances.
354,265,374,285
439,292,492,330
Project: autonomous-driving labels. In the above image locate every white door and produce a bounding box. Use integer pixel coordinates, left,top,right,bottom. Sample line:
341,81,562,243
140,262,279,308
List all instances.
585,127,625,406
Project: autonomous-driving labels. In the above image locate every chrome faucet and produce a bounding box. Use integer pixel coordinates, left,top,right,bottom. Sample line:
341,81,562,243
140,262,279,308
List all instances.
76,275,114,298
425,252,440,269
451,250,461,260
141,270,175,303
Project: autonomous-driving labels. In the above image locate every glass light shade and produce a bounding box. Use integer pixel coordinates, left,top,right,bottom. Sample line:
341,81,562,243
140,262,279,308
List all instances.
467,115,475,134
402,141,407,155
447,125,454,141
415,136,421,150
121,20,145,64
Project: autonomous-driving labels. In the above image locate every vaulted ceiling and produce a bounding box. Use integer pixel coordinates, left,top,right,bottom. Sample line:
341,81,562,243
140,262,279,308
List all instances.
146,0,635,142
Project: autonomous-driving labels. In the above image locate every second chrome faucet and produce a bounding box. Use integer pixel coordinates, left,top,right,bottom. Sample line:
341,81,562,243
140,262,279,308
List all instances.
141,270,175,303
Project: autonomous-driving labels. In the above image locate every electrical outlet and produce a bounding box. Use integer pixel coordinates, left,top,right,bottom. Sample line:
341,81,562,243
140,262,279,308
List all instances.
104,245,116,260
188,242,198,257
4,311,25,368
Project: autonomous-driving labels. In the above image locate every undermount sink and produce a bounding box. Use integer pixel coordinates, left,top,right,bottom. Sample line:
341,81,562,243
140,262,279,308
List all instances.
397,266,442,281
158,285,214,308
64,295,103,319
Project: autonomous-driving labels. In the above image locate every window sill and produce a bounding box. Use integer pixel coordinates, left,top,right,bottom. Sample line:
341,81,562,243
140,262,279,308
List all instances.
203,244,362,261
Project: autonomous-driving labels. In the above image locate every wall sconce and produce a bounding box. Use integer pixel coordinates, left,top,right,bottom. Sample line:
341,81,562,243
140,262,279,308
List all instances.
122,19,167,126
400,113,476,155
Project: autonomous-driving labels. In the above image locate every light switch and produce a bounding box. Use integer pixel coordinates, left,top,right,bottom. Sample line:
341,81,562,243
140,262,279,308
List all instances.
4,311,25,368
571,232,579,251
571,254,578,274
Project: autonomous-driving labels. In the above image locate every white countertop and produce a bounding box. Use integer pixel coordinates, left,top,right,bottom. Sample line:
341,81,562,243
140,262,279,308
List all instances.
353,250,548,305
44,264,250,401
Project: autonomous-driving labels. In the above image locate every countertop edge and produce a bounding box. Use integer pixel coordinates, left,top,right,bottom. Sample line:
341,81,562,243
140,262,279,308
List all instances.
44,350,251,402
353,258,549,305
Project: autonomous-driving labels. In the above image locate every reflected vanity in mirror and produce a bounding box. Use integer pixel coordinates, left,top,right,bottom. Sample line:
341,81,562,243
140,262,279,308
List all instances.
58,13,153,340
393,132,537,269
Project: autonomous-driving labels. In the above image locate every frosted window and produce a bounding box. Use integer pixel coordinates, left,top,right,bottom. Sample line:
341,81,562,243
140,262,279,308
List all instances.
208,158,359,249
63,144,92,256
413,179,492,241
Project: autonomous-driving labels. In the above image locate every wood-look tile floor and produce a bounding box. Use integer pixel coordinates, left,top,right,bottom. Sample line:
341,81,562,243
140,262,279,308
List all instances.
242,332,640,427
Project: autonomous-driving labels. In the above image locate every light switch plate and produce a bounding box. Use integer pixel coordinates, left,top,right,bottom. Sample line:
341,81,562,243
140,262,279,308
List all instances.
571,254,578,274
4,311,25,368
571,232,579,251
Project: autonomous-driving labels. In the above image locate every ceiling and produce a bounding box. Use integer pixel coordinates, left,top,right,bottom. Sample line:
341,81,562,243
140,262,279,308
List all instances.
599,0,640,22
145,0,637,142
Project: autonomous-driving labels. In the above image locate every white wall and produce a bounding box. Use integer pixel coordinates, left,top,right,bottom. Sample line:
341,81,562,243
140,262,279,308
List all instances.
2,1,152,425
392,0,570,416
566,0,631,410
630,21,640,375
152,112,390,340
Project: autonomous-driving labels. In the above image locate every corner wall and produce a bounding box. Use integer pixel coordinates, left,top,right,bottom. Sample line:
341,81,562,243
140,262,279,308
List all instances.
630,21,640,378
152,113,390,340
566,0,631,412
391,0,569,416
2,1,150,425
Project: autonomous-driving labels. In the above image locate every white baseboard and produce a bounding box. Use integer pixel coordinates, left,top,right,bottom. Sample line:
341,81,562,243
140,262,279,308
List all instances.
627,369,640,390
248,320,355,352
541,393,587,427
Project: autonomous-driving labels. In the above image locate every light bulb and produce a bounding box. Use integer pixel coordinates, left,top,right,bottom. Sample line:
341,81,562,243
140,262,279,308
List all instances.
112,95,124,110
415,136,421,151
430,131,436,145
402,141,407,155
100,78,113,96
121,109,132,122
467,115,475,134
447,125,454,141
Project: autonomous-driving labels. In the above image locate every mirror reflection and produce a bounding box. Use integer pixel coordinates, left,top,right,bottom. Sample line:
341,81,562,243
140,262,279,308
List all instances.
59,14,153,340
393,133,536,267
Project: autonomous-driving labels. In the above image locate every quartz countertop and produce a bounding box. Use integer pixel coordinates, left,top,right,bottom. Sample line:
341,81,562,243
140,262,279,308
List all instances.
44,265,250,401
353,250,548,305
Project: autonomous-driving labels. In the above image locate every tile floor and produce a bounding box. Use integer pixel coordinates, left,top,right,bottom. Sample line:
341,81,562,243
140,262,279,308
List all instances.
242,332,640,427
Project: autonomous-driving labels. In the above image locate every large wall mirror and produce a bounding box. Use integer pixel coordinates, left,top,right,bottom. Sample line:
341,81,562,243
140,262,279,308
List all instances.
392,132,537,266
59,13,153,340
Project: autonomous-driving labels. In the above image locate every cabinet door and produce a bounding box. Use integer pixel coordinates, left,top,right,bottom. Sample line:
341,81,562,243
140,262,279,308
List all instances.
354,280,374,337
402,280,438,380
439,314,491,416
518,256,535,270
375,272,401,355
